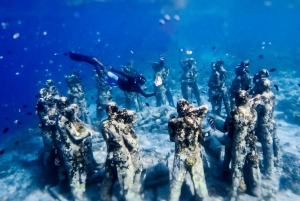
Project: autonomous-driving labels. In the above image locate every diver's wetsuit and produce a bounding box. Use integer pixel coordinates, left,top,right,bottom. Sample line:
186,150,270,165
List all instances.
69,52,155,98
110,68,155,98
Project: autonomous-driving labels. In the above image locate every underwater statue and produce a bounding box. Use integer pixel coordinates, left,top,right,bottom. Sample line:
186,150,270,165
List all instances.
208,60,231,117
56,97,95,201
45,79,60,97
94,69,113,120
180,58,202,106
100,102,140,201
121,61,142,112
152,57,174,107
168,99,209,201
228,90,261,200
116,108,143,195
36,80,60,167
65,71,91,125
229,60,252,110
253,78,280,178
249,69,269,95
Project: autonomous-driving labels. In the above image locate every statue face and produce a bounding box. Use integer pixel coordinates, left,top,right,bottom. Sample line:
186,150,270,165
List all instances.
39,88,47,97
46,79,54,86
106,102,118,117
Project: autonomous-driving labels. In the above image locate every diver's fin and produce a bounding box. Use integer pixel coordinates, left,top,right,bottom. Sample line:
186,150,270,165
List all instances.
69,52,98,66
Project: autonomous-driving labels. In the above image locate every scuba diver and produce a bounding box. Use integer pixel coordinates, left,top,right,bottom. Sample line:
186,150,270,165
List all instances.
69,52,156,98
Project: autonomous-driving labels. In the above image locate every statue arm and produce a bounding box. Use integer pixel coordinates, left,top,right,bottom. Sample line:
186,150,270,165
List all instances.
168,121,176,142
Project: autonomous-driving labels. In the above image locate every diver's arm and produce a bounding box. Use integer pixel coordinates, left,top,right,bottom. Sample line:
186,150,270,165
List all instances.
138,88,156,98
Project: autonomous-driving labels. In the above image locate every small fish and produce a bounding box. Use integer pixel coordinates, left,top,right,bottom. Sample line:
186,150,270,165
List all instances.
54,157,60,166
87,104,90,108
14,141,19,145
23,105,27,108
201,91,206,94
269,68,276,72
143,87,147,90
63,52,68,56
207,118,216,131
212,46,216,50
91,97,94,100
258,54,264,59
17,121,22,125
27,112,32,115
93,118,97,121
298,84,300,87
108,97,112,101
193,101,196,103
274,84,279,91
35,95,39,98
154,76,162,86
277,56,282,60
171,116,176,119
3,127,9,133
214,106,219,110
245,85,252,91
7,51,11,54
0,149,4,155
145,102,150,107
212,93,221,101
5,117,9,120
71,66,74,68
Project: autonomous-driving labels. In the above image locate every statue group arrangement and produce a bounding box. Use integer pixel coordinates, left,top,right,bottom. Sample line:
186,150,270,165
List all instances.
36,56,280,201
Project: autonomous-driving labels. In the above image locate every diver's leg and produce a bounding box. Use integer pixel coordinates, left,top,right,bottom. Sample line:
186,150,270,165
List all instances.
106,72,119,87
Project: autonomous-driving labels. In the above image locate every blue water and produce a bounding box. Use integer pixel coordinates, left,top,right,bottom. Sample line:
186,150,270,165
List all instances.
0,0,300,139
0,0,299,142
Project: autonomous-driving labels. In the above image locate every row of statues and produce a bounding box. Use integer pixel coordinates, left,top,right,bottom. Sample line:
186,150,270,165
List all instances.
36,56,280,200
